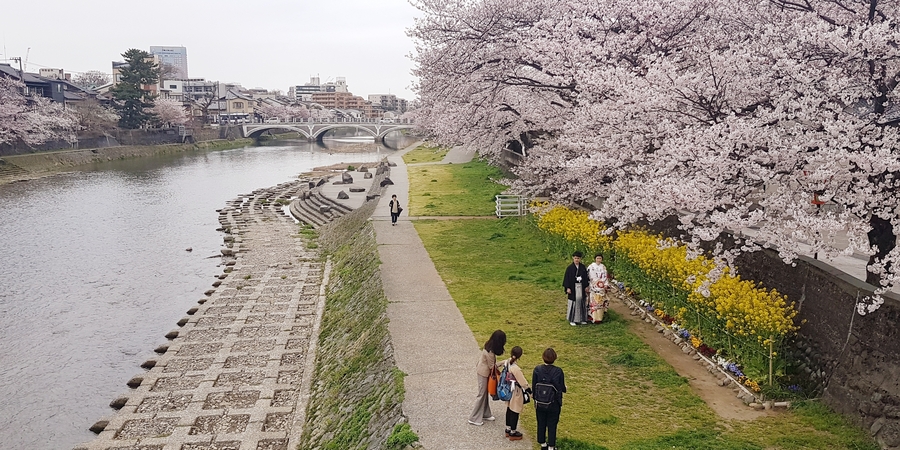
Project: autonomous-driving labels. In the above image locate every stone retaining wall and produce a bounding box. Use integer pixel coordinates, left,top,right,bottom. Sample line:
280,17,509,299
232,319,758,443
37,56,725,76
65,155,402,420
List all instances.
298,183,406,449
0,139,253,185
644,217,900,449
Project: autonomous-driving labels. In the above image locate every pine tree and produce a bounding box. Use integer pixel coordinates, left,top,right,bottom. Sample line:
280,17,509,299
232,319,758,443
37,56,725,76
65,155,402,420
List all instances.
110,49,159,129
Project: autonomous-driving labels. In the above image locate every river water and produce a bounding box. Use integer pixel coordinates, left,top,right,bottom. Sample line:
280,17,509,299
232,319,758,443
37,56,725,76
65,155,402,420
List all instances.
0,134,414,450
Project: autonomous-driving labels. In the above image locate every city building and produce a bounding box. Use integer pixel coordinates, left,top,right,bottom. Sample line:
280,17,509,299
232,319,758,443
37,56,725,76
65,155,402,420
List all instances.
0,63,95,108
220,89,256,123
368,94,408,113
149,46,188,79
159,79,184,100
310,91,375,118
39,68,70,81
289,76,349,101
178,79,223,101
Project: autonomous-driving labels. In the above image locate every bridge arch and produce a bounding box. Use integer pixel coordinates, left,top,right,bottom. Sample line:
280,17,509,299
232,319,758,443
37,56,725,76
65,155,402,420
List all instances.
246,125,312,140
313,124,378,142
242,120,416,142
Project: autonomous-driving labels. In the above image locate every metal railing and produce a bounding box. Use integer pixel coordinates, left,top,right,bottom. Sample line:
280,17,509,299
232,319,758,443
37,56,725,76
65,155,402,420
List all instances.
495,195,527,217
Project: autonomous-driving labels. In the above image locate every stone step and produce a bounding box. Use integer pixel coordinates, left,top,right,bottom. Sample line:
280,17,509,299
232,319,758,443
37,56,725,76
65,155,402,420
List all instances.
310,190,353,214
290,199,328,228
0,160,29,179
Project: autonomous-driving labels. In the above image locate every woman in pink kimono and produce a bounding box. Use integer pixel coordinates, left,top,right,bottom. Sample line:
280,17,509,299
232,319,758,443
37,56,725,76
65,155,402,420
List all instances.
587,254,609,323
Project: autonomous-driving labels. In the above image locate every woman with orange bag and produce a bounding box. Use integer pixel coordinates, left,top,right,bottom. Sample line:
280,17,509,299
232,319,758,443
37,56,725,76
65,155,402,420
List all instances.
468,329,506,426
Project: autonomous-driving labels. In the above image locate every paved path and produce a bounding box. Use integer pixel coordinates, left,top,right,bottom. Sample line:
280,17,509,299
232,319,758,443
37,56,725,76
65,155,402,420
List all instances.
76,180,323,450
373,144,531,449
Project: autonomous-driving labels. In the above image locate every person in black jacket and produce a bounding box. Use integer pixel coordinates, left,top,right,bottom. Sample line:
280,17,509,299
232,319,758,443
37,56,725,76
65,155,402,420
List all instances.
532,347,566,450
562,251,590,325
388,194,401,226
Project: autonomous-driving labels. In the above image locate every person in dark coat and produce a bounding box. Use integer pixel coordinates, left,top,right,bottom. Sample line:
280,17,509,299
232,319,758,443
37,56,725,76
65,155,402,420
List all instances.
388,194,401,225
562,251,590,325
532,347,567,450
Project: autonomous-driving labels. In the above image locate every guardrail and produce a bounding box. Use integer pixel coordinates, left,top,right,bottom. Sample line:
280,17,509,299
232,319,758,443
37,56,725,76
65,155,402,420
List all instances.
495,195,527,217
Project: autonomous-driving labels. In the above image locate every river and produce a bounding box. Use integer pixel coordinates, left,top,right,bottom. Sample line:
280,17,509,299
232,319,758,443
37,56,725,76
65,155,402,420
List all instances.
0,134,415,450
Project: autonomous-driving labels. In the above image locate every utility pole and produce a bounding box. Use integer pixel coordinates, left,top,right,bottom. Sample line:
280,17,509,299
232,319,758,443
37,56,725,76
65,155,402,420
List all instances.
9,56,26,96
9,56,23,79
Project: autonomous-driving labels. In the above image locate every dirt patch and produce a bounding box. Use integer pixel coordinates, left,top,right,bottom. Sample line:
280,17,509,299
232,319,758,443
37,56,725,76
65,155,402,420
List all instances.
608,296,774,421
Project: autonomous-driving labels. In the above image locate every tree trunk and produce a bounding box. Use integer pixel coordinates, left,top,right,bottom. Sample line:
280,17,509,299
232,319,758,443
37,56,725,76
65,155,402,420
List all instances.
866,215,896,286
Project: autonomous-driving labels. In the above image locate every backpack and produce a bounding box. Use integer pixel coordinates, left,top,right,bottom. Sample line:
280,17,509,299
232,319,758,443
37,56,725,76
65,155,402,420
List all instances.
533,366,559,410
497,363,514,401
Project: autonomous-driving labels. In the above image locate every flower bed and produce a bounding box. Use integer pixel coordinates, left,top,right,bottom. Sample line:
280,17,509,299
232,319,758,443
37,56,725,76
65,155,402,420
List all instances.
534,204,803,398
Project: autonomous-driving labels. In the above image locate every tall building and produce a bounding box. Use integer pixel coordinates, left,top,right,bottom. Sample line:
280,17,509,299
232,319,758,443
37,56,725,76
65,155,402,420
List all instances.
368,94,408,113
149,46,188,79
310,91,375,117
289,76,349,100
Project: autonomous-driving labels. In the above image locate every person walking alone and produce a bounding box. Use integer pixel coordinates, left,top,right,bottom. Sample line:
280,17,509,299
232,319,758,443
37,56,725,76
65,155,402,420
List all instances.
389,194,402,226
532,348,566,450
469,330,506,426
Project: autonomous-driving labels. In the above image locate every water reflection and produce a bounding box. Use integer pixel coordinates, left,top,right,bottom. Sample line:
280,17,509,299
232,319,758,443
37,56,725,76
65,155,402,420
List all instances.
0,135,415,449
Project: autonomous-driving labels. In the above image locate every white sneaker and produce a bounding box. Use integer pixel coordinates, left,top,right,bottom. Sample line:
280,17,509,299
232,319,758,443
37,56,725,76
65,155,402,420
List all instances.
569,322,577,326
483,416,495,421
467,420,483,426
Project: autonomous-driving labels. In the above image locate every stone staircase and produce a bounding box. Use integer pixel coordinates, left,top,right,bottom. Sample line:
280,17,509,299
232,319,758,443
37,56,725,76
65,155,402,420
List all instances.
289,179,355,228
0,159,30,182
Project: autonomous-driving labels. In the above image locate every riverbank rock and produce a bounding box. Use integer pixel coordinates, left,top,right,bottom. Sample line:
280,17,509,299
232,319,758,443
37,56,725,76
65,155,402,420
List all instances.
380,177,394,187
364,172,373,179
349,188,365,193
337,191,350,200
342,172,354,184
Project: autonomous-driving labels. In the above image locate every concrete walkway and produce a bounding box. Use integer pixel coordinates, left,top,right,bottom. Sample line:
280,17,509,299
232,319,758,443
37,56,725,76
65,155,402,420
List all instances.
373,144,532,449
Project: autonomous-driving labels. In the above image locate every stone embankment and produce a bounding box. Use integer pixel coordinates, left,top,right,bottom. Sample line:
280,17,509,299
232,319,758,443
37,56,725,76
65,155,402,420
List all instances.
0,139,253,185
76,160,407,450
76,178,325,450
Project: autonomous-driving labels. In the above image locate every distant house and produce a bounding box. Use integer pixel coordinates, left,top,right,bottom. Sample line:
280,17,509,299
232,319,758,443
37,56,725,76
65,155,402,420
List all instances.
0,63,96,109
220,90,256,123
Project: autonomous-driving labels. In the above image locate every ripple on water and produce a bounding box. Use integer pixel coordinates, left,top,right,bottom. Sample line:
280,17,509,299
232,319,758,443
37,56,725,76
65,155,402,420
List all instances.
0,137,415,449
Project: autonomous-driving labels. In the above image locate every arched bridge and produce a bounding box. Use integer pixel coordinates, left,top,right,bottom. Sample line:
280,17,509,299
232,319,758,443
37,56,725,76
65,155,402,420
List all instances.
242,118,415,142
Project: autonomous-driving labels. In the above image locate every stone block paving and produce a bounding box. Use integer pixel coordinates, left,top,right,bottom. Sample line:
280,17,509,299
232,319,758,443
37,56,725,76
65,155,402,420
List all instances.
75,180,326,450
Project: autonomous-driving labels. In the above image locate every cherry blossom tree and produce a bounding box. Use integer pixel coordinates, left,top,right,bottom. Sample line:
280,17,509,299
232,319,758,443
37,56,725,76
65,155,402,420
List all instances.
258,103,311,122
411,0,900,311
150,97,189,127
308,106,335,120
0,77,78,146
72,70,111,90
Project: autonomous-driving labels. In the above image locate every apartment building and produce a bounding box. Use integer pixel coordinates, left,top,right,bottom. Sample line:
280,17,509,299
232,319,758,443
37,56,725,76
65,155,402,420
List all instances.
310,91,375,118
150,46,188,79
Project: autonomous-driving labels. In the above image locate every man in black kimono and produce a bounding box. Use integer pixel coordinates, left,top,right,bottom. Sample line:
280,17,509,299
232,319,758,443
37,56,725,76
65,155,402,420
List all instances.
562,251,590,325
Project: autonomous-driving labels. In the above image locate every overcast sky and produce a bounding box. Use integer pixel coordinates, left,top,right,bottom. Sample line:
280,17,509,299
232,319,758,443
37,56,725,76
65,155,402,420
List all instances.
1,0,420,99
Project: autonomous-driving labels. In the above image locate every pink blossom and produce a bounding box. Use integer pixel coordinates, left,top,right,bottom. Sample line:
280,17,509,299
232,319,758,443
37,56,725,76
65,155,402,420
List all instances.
411,0,900,310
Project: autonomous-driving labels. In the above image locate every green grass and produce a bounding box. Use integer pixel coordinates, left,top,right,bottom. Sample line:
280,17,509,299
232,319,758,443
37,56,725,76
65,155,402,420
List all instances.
410,178,877,449
407,159,505,216
298,219,405,449
402,144,449,164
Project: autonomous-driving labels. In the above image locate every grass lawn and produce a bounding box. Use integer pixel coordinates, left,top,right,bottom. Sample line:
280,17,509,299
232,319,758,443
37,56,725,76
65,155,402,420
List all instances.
408,160,877,449
402,144,449,164
407,160,505,216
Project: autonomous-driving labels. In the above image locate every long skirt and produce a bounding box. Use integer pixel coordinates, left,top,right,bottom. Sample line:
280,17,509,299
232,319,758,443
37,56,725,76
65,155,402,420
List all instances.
589,291,609,323
567,282,588,323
